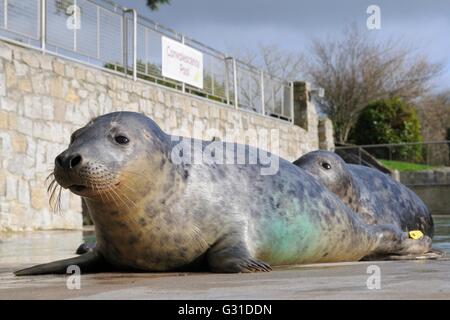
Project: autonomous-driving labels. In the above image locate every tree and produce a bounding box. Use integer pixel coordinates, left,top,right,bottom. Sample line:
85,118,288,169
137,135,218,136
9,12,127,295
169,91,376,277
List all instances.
307,25,442,143
415,90,450,142
55,0,169,13
233,44,304,116
414,91,450,165
235,44,304,82
147,0,170,10
350,97,423,162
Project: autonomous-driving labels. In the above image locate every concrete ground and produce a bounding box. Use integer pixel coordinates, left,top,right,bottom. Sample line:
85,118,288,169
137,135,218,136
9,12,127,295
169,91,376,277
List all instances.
1,216,449,299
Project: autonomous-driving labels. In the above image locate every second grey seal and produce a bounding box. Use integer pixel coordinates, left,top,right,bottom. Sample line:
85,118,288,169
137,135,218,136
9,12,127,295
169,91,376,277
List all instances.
293,150,434,237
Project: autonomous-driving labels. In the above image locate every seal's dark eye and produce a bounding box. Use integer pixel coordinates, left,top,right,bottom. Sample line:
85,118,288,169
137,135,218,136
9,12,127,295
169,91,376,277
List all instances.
115,136,129,145
322,162,331,170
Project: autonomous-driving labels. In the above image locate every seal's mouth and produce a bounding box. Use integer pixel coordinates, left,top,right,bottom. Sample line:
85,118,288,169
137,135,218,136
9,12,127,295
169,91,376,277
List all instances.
68,184,89,192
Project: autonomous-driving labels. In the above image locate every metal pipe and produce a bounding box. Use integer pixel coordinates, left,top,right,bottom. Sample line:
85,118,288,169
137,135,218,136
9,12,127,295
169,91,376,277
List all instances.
123,8,137,80
334,141,450,150
122,10,128,76
232,58,238,109
4,0,7,29
181,34,185,92
145,27,148,75
290,81,294,124
40,0,46,52
96,6,100,59
224,57,230,105
260,70,265,116
73,0,77,52
132,9,137,81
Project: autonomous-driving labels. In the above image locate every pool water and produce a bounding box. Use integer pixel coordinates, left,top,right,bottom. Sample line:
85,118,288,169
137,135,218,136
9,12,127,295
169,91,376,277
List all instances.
433,216,450,253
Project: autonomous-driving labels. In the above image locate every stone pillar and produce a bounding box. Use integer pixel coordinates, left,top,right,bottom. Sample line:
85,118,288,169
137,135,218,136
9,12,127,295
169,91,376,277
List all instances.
292,81,310,129
318,118,335,151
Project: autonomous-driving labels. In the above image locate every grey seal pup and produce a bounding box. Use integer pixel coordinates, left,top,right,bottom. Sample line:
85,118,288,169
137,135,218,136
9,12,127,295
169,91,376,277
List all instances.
15,112,432,275
293,150,434,237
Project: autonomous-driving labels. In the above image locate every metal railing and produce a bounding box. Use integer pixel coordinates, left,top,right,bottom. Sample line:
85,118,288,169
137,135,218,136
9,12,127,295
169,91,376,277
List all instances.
336,141,450,167
0,0,294,122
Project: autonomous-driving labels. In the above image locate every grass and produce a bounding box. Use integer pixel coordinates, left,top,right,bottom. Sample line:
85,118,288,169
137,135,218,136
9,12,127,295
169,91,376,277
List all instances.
379,159,436,172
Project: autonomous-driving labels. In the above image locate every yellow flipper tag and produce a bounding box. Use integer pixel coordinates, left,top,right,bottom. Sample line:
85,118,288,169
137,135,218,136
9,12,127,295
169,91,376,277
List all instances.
409,230,424,240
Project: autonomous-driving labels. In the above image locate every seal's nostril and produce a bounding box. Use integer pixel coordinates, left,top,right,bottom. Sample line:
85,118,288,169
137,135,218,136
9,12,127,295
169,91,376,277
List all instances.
70,155,82,168
56,153,82,169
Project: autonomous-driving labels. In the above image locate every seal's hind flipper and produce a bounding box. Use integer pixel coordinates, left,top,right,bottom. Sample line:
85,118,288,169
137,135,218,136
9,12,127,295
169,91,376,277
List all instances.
362,249,445,261
14,251,108,276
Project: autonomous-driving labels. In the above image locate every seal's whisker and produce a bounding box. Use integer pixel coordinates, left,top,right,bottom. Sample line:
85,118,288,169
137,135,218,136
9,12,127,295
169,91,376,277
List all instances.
92,182,106,204
120,182,137,193
48,183,58,208
45,171,55,184
106,191,119,208
114,187,137,208
107,189,121,208
115,187,137,209
120,170,144,177
109,187,131,210
49,183,63,214
56,185,63,215
47,179,57,193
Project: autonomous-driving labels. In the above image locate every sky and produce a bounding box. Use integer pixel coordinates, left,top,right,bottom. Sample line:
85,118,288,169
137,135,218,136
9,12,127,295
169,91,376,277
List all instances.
115,0,450,89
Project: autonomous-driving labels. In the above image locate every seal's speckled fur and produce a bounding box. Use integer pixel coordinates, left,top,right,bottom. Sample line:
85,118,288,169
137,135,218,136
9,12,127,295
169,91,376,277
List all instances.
15,112,433,275
294,150,434,237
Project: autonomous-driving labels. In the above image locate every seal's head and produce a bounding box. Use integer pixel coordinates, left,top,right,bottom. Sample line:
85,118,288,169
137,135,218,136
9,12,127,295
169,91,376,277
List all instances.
293,150,354,200
53,112,170,200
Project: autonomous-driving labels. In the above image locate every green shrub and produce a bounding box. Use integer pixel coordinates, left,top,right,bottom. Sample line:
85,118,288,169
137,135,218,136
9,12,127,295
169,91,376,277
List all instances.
350,97,423,162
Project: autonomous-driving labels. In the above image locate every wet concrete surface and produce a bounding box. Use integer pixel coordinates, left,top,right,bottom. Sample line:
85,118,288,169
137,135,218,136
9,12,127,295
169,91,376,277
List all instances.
0,216,449,300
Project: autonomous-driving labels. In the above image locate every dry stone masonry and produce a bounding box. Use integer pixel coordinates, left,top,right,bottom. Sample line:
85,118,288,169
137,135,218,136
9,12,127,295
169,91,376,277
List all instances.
0,40,334,231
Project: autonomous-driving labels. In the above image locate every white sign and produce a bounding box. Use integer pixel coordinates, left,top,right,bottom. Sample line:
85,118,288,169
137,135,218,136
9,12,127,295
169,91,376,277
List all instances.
162,36,203,89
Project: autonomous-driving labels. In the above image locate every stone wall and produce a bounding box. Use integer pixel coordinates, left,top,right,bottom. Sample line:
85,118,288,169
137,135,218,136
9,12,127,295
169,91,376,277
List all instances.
400,168,450,215
0,40,332,231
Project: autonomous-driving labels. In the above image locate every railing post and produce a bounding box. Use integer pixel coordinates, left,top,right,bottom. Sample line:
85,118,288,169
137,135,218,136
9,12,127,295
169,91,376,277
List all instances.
181,34,186,92
122,10,128,76
40,0,46,52
73,0,77,51
4,0,8,29
96,6,100,59
123,8,137,81
224,57,230,105
131,9,137,81
232,58,238,109
290,81,294,124
260,70,265,116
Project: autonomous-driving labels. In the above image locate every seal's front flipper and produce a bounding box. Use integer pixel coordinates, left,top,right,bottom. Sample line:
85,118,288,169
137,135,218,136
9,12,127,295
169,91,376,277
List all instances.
76,242,96,255
207,239,272,273
14,251,108,276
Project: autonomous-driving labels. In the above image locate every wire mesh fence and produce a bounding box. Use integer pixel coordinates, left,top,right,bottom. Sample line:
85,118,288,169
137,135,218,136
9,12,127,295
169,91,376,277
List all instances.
0,0,294,122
